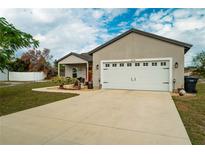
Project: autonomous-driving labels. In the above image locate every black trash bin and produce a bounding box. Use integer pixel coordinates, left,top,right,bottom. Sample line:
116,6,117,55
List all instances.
184,76,198,93
87,81,93,89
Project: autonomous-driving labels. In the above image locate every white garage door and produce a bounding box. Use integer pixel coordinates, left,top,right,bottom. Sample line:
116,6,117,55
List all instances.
101,58,172,91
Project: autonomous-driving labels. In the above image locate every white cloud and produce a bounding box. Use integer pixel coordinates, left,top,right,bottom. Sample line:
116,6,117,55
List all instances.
118,21,128,27
149,10,166,22
172,9,191,19
1,8,205,66
174,16,205,31
0,8,128,60
134,8,146,16
103,8,127,21
34,34,46,42
92,10,104,19
36,21,99,54
161,15,173,22
131,9,205,66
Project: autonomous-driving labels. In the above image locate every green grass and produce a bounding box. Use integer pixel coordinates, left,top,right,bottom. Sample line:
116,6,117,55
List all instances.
0,82,78,116
173,82,205,144
0,82,11,87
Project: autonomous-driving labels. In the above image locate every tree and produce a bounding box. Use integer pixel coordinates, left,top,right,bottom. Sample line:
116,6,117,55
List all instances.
8,58,29,72
193,50,205,77
0,17,39,72
21,48,53,74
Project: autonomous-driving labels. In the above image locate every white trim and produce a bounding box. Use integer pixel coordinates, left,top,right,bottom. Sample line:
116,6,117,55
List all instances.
101,57,172,63
100,57,173,92
100,60,104,88
169,58,173,92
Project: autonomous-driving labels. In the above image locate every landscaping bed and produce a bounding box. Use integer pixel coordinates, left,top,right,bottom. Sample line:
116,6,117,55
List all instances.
0,81,78,116
173,82,205,144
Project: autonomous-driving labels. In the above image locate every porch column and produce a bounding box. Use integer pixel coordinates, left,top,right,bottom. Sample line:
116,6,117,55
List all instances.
58,63,60,76
86,62,89,82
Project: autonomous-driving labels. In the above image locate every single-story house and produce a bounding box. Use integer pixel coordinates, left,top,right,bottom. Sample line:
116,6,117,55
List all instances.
57,28,192,92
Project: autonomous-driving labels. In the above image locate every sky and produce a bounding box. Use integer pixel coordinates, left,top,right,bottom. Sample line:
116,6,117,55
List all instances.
0,8,205,66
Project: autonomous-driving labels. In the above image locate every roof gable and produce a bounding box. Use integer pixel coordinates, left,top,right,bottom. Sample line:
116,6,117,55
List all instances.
57,52,92,63
88,28,192,55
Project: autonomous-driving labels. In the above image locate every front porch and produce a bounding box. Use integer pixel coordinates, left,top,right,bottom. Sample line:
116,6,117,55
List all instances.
58,63,92,82
57,52,93,83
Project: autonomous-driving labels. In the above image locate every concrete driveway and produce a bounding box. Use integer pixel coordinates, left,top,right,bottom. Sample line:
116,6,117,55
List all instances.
0,90,191,144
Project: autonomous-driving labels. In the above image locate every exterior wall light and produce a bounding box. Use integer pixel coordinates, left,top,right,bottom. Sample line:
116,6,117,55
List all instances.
96,64,99,70
174,62,178,68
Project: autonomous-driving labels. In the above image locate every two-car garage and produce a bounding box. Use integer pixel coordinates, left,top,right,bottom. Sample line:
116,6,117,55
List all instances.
101,58,172,92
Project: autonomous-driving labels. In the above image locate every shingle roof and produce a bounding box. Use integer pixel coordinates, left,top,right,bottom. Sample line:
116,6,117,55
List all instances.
57,52,92,63
58,28,193,63
79,53,92,62
88,28,192,54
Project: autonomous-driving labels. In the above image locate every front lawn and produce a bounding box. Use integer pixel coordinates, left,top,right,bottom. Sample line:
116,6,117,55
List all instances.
0,81,78,116
0,82,11,87
173,82,205,144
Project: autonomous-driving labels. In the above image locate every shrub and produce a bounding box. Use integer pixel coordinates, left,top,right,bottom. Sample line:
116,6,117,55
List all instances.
52,76,78,89
193,50,205,77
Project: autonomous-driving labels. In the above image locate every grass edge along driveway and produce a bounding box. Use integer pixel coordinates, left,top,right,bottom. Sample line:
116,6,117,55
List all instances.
0,82,78,116
173,82,205,145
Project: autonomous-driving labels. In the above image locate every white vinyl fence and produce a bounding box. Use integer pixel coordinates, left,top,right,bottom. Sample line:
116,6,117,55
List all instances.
0,69,9,81
9,72,46,81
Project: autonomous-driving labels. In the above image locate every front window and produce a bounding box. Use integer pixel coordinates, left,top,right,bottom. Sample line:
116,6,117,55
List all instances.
127,63,132,67
161,62,166,66
135,63,140,66
152,62,157,66
143,62,148,66
112,63,117,67
120,63,124,67
72,68,77,78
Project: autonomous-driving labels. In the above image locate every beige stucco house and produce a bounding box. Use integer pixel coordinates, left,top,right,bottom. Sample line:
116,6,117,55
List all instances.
57,28,192,92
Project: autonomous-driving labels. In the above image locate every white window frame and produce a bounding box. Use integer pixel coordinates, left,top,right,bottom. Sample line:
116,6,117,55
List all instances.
119,63,124,67
112,63,117,67
152,62,157,66
100,57,173,92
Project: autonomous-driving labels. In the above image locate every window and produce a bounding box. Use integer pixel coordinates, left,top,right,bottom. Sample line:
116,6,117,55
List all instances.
161,62,166,66
72,68,77,78
120,63,124,67
127,63,132,67
135,63,140,66
143,62,148,66
105,64,110,67
152,62,157,66
112,63,117,67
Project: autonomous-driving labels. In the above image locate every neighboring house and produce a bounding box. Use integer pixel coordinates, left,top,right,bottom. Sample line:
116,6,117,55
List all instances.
184,67,197,76
57,28,192,92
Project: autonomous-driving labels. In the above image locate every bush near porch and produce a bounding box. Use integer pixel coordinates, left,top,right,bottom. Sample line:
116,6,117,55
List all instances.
52,76,80,89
